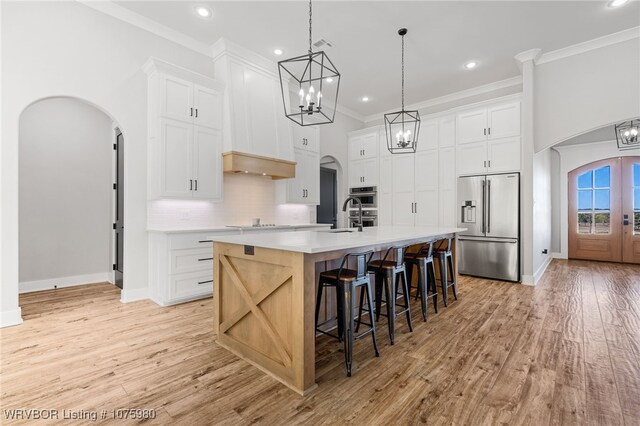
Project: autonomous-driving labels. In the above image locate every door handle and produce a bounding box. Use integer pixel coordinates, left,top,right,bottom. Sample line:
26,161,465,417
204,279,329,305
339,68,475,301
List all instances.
481,180,486,233
195,180,198,191
414,202,417,213
190,179,193,191
195,108,198,118
484,128,486,136
190,107,193,117
487,180,491,233
197,279,213,285
488,127,491,136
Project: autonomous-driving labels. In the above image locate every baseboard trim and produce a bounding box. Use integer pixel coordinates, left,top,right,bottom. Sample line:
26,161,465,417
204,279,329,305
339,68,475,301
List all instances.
533,255,553,284
121,288,149,303
521,275,535,286
20,273,113,293
0,308,23,328
552,252,566,259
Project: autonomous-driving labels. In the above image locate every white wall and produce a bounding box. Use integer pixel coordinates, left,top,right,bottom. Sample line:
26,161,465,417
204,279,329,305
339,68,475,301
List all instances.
552,140,639,259
532,148,552,281
1,1,216,324
550,148,561,253
19,98,113,288
535,37,640,151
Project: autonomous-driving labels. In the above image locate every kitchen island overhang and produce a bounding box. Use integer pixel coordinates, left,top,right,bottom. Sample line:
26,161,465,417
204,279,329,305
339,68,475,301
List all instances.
209,226,466,395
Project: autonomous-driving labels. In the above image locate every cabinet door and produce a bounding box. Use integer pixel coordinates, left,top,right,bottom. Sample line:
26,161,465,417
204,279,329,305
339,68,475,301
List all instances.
349,136,363,160
293,125,319,152
288,150,306,203
193,85,222,129
457,141,487,176
192,126,223,200
487,137,521,173
349,160,363,188
361,132,378,158
244,66,279,158
392,155,415,226
414,149,439,226
488,102,520,140
160,118,193,198
379,129,392,158
439,116,456,148
161,75,194,123
438,147,456,227
301,150,320,204
361,158,378,186
421,120,439,151
378,156,393,225
457,108,487,144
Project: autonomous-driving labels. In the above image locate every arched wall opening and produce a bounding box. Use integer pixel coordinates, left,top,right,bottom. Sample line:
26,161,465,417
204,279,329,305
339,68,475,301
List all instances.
18,96,124,299
319,155,346,228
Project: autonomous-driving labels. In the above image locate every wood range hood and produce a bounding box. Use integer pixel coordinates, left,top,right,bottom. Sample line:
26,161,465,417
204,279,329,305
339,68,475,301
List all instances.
223,151,296,180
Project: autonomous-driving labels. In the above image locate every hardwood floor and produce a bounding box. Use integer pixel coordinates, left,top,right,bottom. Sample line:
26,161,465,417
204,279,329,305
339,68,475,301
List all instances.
2,259,639,425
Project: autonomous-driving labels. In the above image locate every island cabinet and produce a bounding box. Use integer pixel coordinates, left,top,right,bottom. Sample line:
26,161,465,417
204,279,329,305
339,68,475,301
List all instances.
210,226,465,395
144,58,225,201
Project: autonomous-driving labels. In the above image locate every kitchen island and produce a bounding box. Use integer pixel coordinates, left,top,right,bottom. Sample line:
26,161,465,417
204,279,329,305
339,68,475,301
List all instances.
209,226,466,395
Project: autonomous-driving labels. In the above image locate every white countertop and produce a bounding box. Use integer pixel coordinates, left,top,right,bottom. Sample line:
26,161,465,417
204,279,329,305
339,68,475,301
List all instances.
208,226,467,254
147,224,331,234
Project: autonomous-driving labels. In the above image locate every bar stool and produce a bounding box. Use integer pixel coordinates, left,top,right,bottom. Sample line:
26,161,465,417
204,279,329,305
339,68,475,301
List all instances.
404,242,438,321
315,251,379,377
359,245,413,345
434,237,458,306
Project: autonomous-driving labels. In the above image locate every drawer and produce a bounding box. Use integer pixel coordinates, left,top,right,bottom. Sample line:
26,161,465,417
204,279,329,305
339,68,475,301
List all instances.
170,248,213,274
169,233,214,250
169,271,213,301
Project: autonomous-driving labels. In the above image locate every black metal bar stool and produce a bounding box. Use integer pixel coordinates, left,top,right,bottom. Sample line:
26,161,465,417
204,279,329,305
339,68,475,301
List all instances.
434,237,458,306
315,251,379,377
359,245,413,345
404,242,438,321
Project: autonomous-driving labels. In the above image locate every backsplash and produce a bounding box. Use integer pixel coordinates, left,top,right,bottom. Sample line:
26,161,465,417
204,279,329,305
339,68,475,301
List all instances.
148,173,316,229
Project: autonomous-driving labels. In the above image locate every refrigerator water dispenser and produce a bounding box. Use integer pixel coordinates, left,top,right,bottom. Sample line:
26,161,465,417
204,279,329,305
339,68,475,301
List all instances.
461,201,476,223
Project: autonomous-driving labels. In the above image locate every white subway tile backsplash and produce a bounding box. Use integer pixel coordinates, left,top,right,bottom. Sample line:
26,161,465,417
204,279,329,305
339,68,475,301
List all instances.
148,174,315,229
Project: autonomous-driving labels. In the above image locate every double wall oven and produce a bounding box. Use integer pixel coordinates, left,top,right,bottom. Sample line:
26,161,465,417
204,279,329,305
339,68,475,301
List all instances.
348,186,377,228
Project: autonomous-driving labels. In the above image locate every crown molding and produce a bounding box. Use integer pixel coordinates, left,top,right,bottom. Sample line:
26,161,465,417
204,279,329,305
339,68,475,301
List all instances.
363,75,522,123
211,37,280,78
76,0,211,57
537,26,640,65
514,48,542,71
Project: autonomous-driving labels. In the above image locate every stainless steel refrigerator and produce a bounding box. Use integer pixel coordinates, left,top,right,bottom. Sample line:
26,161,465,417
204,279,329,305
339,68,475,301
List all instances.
457,173,520,282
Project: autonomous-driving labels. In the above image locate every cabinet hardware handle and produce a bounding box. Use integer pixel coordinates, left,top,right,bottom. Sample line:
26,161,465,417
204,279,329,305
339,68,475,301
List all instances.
190,179,193,190
198,257,213,261
488,127,491,135
415,202,417,213
198,279,213,285
488,160,491,167
198,240,212,243
484,160,486,168
195,180,198,191
363,149,365,156
195,108,198,118
484,128,486,136
190,107,193,117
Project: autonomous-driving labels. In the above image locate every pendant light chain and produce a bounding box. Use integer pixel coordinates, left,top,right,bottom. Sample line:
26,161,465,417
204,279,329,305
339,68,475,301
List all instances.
401,32,405,112
308,0,313,54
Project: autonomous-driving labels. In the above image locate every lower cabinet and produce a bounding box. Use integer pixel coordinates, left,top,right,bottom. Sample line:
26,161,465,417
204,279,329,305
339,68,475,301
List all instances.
149,231,221,306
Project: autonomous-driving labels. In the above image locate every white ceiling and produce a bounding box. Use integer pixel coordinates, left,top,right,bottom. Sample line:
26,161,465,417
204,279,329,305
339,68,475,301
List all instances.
114,1,640,117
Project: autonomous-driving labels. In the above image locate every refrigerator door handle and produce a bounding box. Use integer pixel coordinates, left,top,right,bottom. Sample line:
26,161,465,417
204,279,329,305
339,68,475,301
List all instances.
458,237,518,244
481,180,486,234
487,179,491,234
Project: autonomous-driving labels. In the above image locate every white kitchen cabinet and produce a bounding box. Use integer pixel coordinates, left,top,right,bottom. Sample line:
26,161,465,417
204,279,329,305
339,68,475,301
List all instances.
439,116,456,148
457,101,520,144
159,119,222,200
350,133,378,159
439,147,456,227
457,136,521,176
378,156,393,226
145,58,225,201
350,157,378,187
349,129,380,188
421,120,439,151
292,125,319,152
276,148,320,205
391,149,439,226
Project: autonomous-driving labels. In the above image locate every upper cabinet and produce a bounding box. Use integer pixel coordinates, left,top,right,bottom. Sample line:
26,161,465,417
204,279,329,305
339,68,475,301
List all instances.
276,126,320,205
456,101,521,176
348,129,380,188
144,58,224,201
456,102,520,144
212,39,293,162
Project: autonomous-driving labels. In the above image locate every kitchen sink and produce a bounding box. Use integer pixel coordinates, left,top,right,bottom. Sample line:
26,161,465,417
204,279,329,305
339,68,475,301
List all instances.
322,229,355,233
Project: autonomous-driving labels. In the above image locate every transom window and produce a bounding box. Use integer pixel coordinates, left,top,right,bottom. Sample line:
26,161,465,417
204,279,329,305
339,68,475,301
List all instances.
577,166,611,234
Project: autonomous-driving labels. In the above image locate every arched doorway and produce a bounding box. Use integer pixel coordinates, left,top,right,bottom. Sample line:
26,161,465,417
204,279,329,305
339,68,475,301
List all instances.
318,155,345,229
18,96,125,297
568,156,640,263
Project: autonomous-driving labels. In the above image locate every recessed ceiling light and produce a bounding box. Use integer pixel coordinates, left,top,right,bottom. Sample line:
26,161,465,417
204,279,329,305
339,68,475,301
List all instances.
194,6,212,18
361,96,369,102
273,49,284,56
464,61,478,70
608,0,629,7
325,77,334,83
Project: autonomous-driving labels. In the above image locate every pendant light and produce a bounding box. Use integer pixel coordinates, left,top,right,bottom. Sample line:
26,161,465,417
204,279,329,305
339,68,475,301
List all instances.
384,28,420,154
615,119,639,150
278,0,340,126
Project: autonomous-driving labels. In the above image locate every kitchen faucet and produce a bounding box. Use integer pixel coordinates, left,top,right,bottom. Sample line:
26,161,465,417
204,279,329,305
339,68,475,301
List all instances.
342,196,363,232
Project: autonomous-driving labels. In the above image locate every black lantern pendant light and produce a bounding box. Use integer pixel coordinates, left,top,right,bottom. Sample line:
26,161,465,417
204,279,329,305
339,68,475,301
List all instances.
615,119,639,150
384,28,420,154
278,0,340,126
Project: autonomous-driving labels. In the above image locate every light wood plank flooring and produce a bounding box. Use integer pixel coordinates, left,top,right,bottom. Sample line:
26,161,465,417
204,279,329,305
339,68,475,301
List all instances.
2,260,640,425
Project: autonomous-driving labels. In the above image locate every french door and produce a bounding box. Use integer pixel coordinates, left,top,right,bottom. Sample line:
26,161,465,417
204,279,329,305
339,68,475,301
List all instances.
568,156,639,263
